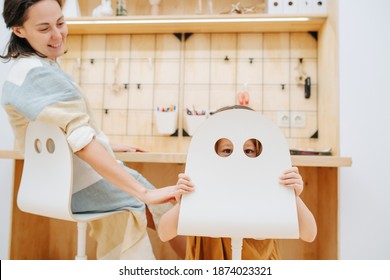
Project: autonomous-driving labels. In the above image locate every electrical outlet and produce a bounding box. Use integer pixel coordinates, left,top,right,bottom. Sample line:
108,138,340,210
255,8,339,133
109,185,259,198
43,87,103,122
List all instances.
291,111,306,127
277,111,290,127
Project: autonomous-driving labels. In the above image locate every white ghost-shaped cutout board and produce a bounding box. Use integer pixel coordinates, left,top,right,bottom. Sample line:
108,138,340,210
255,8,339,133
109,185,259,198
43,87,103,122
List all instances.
177,109,299,239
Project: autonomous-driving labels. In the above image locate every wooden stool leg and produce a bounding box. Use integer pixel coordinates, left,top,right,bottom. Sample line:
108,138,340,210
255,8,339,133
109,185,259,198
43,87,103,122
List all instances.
75,222,88,260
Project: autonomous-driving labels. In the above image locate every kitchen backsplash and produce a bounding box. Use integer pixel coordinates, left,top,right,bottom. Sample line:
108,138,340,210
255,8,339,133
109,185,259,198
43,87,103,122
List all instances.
60,32,317,139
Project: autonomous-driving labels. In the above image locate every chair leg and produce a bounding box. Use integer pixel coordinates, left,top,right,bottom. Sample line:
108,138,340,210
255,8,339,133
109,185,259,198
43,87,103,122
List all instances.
231,237,243,260
75,222,88,260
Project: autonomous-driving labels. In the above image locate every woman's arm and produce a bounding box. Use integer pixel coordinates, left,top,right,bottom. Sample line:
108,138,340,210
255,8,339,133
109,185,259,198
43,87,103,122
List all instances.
279,167,317,242
76,139,194,204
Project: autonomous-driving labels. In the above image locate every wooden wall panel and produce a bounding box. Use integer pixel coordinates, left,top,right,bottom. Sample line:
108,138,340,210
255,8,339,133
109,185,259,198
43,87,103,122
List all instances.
103,85,129,110
183,85,210,111
102,110,128,135
263,33,290,58
10,161,61,259
82,85,104,109
128,85,154,110
127,111,153,136
62,31,320,142
317,167,338,259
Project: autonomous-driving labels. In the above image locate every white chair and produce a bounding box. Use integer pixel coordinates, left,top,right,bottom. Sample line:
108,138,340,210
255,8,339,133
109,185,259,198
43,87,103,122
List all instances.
17,121,123,260
177,109,299,259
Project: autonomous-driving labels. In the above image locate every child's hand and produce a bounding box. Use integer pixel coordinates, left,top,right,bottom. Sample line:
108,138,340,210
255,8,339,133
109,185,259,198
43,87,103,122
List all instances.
279,167,303,196
174,173,195,202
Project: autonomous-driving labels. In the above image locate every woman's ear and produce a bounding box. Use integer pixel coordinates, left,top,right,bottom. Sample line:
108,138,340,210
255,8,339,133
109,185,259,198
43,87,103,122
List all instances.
12,26,26,38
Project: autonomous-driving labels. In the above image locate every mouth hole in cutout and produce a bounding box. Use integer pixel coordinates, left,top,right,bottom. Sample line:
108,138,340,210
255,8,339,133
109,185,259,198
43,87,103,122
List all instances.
215,138,234,157
34,139,42,153
243,138,262,158
46,138,56,154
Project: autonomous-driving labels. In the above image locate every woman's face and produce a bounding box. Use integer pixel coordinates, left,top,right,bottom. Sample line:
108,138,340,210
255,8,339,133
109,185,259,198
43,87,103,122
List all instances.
13,0,67,60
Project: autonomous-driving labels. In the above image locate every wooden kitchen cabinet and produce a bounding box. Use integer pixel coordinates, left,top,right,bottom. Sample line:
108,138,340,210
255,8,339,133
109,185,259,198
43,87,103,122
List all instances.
5,151,351,260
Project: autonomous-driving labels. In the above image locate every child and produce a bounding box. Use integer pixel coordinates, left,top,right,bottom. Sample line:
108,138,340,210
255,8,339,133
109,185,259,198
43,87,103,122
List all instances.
157,106,317,260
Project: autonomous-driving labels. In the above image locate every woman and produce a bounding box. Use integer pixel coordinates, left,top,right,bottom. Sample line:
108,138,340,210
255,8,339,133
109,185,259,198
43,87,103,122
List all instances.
1,0,194,259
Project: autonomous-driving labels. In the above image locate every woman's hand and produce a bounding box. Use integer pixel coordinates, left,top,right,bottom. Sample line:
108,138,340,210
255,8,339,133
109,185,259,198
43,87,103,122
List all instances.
143,173,195,204
110,142,146,152
279,166,303,196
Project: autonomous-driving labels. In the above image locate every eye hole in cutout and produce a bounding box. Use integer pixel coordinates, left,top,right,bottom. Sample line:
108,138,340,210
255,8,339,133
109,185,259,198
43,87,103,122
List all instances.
34,139,42,153
215,138,234,157
243,138,262,158
46,138,55,154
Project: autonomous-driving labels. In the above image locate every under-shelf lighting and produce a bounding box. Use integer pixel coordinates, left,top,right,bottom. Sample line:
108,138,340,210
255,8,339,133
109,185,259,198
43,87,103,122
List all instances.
66,17,313,25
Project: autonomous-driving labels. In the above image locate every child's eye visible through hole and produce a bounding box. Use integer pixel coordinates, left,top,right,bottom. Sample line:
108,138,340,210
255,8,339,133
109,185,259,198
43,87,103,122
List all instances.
244,149,256,156
243,139,262,158
222,148,233,155
215,138,233,157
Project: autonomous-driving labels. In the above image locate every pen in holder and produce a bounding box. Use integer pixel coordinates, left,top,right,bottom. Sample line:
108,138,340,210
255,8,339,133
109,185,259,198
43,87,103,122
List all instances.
154,106,178,135
185,108,208,136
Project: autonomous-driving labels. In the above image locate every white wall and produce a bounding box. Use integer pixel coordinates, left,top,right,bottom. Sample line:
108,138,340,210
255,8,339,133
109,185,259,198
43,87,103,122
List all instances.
0,0,15,260
339,0,390,259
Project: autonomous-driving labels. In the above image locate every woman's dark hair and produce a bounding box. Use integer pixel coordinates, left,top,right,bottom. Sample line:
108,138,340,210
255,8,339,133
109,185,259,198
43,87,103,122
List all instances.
0,0,63,61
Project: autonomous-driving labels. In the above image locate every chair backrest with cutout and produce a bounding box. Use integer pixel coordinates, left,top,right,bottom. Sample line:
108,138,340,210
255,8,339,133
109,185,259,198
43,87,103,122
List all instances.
17,121,75,221
178,109,299,239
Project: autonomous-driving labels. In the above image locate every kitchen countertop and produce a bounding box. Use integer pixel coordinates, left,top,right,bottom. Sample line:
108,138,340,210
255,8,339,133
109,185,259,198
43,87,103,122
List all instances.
0,136,352,167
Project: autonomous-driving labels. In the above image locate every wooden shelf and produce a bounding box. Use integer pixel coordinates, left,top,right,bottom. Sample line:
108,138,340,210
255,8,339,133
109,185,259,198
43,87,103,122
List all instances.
66,14,327,34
